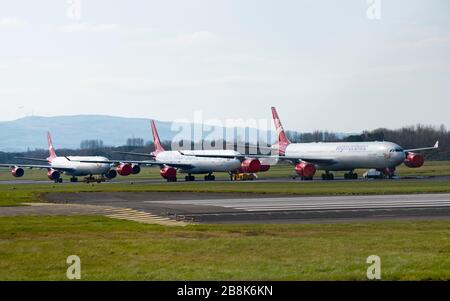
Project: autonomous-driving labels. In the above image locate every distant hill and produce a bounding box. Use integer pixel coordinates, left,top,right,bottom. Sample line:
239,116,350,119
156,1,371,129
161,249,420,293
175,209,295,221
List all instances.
0,115,355,152
0,115,277,152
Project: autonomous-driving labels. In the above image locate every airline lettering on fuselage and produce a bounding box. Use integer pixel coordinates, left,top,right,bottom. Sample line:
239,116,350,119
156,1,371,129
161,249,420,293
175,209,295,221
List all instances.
336,145,368,152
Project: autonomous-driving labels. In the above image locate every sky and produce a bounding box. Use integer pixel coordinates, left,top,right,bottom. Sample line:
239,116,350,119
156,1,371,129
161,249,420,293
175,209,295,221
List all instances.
0,0,449,133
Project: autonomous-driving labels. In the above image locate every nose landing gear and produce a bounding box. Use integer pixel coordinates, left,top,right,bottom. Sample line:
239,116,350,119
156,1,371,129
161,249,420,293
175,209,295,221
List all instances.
382,168,396,179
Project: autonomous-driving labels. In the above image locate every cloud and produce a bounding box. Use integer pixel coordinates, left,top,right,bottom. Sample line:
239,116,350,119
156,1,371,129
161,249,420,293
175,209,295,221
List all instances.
0,17,27,29
56,23,120,33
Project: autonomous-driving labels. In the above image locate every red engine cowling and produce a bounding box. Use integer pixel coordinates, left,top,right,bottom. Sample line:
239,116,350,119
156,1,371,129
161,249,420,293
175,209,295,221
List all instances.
404,153,424,168
259,165,271,172
240,159,262,173
11,167,25,178
295,162,316,178
116,164,133,176
47,169,61,181
160,167,177,180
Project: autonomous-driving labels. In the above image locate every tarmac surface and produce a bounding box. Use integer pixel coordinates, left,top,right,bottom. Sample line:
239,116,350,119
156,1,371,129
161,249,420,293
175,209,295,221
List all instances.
0,175,449,185
44,192,450,224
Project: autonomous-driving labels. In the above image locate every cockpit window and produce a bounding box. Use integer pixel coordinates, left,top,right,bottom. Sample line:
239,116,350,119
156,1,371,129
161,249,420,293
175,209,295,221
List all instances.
390,148,404,153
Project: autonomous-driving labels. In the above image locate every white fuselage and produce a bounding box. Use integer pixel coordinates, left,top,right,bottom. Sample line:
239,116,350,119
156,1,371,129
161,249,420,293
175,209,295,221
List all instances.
50,156,112,176
156,150,242,174
285,141,406,171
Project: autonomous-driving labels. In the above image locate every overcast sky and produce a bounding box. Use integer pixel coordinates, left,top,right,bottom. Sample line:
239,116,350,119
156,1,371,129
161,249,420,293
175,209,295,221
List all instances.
0,0,449,132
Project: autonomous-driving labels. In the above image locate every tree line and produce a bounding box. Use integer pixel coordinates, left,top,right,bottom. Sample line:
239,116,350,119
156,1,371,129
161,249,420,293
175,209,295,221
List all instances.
0,124,448,163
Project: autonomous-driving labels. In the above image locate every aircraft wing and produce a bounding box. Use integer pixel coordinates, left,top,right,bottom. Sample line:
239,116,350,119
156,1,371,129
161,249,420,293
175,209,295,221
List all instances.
70,159,195,170
224,143,275,152
179,152,250,160
14,157,50,163
152,162,195,169
0,163,76,172
0,163,52,169
275,156,337,166
113,151,153,157
405,141,439,152
179,152,336,166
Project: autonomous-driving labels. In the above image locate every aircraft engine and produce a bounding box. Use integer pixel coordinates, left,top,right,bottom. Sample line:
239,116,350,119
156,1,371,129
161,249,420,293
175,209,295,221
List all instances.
259,165,271,172
11,167,25,178
295,162,316,178
116,164,133,176
404,153,424,168
105,169,118,179
131,164,141,175
160,167,177,180
47,169,61,181
240,159,262,173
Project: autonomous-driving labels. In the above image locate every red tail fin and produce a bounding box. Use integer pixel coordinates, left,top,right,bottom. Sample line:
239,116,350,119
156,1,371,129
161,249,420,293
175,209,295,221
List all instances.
271,107,291,155
47,132,57,160
151,120,165,154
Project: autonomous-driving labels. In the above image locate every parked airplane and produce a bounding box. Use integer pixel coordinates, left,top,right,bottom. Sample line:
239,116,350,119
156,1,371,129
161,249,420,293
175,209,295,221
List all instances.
97,120,270,182
267,107,439,180
184,107,439,180
0,132,140,183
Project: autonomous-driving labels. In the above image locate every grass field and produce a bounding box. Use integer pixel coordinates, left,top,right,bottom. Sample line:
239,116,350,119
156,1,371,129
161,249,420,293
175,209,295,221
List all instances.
1,161,450,182
0,216,448,280
1,162,449,281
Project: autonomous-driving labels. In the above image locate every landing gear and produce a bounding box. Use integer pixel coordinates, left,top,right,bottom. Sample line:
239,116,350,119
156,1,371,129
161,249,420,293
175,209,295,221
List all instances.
204,174,216,181
70,177,78,183
185,174,195,182
382,168,396,179
321,172,334,181
167,178,177,182
344,171,358,180
55,178,63,184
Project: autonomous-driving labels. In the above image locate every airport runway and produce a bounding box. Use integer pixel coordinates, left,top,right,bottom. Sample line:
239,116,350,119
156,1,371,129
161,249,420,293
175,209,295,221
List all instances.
45,192,450,224
1,175,449,185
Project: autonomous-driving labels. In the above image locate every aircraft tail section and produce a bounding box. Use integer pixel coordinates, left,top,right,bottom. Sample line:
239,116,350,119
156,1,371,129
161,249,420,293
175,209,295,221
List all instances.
151,120,165,155
47,132,57,160
271,107,291,155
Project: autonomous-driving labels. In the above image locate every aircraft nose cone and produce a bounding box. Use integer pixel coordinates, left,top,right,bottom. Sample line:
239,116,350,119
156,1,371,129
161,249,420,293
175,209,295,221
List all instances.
398,152,406,163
